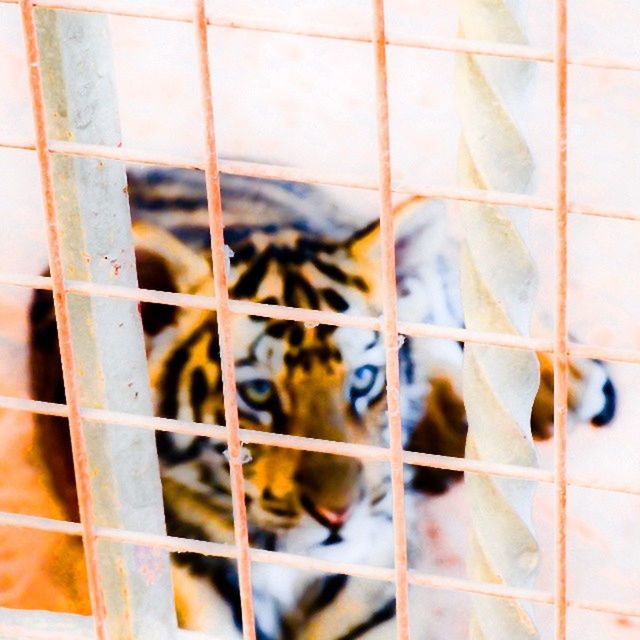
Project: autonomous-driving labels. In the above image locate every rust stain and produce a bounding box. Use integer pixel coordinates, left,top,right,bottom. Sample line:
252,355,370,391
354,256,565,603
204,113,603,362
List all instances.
425,522,441,543
617,617,637,628
133,546,165,587
110,259,121,276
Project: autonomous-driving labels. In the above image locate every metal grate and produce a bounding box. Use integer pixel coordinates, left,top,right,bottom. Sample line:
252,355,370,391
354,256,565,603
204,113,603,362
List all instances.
0,1,638,639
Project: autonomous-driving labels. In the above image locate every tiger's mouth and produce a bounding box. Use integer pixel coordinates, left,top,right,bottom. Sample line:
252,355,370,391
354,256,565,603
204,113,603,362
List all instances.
299,495,353,531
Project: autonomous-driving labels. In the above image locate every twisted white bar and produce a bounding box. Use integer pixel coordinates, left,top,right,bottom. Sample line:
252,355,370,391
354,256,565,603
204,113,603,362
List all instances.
457,1,540,638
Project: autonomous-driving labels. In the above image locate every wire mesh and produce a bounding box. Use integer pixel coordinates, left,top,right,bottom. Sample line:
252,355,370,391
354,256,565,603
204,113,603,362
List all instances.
0,0,638,638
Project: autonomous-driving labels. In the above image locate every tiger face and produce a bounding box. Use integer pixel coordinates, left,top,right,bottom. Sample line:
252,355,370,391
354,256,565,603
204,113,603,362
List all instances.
137,198,439,538
232,321,387,531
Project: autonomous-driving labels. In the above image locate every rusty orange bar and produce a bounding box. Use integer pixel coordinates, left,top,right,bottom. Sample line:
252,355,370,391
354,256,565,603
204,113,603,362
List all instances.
193,1,256,638
17,2,107,639
554,1,569,639
371,0,411,636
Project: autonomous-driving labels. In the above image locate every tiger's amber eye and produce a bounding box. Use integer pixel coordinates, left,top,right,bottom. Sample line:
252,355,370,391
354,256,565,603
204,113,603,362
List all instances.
238,379,275,408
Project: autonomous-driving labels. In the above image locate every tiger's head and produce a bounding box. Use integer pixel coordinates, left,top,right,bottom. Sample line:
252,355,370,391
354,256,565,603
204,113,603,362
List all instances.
133,189,447,540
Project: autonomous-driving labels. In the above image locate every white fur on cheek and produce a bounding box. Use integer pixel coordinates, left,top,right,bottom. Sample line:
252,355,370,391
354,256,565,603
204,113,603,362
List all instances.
334,328,383,369
576,363,608,422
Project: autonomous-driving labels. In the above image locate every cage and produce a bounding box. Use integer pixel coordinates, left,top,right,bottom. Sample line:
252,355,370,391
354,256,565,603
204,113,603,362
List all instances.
0,1,639,639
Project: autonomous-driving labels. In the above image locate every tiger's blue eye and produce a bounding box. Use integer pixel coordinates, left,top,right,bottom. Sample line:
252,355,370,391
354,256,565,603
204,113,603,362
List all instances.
350,364,378,399
238,379,275,407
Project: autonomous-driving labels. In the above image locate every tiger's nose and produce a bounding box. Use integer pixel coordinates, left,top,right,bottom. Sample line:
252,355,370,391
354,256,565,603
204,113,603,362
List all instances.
301,495,353,530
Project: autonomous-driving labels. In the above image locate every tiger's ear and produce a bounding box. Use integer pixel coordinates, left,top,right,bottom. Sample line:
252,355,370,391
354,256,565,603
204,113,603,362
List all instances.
133,221,211,293
132,221,212,336
347,197,449,321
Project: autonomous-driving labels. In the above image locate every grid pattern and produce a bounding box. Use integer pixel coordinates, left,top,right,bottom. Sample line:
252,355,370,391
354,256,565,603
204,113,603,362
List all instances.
0,1,638,639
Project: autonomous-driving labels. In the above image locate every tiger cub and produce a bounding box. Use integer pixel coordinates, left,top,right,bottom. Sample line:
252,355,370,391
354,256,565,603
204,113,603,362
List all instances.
30,169,616,638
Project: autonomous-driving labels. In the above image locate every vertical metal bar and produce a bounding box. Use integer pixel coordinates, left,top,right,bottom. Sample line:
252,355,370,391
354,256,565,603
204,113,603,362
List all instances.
554,1,569,638
19,4,177,639
370,1,411,637
192,2,257,639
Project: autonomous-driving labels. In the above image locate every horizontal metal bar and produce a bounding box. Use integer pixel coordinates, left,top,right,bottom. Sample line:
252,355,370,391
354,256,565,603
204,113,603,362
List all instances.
0,512,575,609
2,510,639,619
0,607,95,640
3,271,640,365
1,0,639,73
0,607,219,640
0,271,554,351
3,393,640,496
0,394,544,480
3,136,640,224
